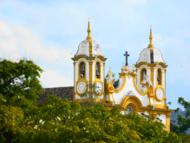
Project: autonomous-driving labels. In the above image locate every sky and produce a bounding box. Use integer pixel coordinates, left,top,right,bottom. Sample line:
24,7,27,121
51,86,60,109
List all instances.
0,0,189,109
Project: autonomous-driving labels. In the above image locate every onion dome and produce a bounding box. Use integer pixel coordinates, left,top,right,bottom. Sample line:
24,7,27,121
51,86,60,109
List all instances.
75,21,104,57
136,28,165,64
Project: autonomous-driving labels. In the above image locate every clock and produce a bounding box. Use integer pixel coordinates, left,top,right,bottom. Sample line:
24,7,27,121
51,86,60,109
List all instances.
94,82,103,95
77,82,87,95
156,87,165,101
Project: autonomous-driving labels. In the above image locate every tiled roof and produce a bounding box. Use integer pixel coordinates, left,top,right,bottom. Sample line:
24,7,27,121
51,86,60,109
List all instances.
39,86,74,103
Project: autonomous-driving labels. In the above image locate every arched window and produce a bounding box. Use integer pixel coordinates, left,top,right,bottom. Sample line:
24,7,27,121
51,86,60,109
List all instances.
96,62,101,78
79,62,85,78
157,69,162,85
140,68,147,82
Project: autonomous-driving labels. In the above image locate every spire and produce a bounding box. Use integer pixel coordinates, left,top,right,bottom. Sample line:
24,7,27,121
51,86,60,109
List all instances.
86,20,92,42
148,27,153,49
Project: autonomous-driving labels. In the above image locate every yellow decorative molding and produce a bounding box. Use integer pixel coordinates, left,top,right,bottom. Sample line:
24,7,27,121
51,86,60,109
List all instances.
96,55,107,61
166,112,171,132
141,106,172,113
74,98,106,103
114,77,127,93
150,65,154,87
132,76,146,96
135,62,167,68
72,55,90,61
120,96,142,112
105,82,115,94
89,60,93,97
155,104,166,109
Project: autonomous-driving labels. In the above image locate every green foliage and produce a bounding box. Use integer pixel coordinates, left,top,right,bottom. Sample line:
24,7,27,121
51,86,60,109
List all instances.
172,97,190,134
179,134,190,143
0,59,42,105
0,59,180,143
0,96,180,143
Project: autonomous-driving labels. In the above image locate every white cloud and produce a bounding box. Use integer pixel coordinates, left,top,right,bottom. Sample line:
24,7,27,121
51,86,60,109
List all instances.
0,20,73,87
41,69,72,87
0,20,73,62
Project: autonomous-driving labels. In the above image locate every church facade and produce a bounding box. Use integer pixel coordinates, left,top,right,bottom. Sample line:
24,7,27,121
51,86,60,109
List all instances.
72,21,171,131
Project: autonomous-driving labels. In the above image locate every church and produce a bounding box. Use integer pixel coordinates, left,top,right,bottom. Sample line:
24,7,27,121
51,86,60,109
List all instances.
43,21,172,131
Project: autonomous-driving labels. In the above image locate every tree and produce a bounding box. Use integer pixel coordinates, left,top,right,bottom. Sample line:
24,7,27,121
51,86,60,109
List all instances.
11,96,179,143
172,97,190,134
0,59,180,143
0,59,42,106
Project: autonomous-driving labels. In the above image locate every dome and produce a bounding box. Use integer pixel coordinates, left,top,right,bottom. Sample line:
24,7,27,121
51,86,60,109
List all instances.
137,47,165,64
74,21,104,57
75,40,103,56
137,28,165,64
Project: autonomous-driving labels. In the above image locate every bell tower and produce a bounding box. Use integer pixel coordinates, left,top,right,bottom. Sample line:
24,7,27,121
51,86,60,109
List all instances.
72,21,106,102
135,28,167,107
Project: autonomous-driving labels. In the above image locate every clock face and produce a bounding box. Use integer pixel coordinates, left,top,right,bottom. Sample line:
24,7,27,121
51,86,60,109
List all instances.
156,88,164,101
94,82,103,95
77,82,87,94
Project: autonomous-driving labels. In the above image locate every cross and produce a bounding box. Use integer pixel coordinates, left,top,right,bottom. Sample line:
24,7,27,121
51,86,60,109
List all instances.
124,51,130,66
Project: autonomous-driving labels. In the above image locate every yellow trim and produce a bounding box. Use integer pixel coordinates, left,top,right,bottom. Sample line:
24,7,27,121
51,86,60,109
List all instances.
75,98,103,103
96,55,107,61
72,55,90,61
150,65,154,87
135,62,167,68
105,82,115,94
155,104,166,109
132,76,146,96
94,78,103,82
120,96,142,112
166,113,171,132
89,60,93,97
72,54,106,62
114,77,126,93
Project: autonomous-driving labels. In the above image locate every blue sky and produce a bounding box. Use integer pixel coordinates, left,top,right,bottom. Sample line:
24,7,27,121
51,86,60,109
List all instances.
0,0,189,109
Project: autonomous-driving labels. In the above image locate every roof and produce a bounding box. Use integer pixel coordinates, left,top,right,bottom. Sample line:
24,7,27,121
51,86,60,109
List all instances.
39,86,74,103
75,40,103,57
137,47,165,64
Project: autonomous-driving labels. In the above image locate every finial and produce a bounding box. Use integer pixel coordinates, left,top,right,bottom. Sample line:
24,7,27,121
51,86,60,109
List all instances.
149,27,153,49
86,20,92,41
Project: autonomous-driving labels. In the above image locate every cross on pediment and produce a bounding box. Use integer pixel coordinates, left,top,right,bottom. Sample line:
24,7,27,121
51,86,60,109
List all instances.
124,51,130,66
